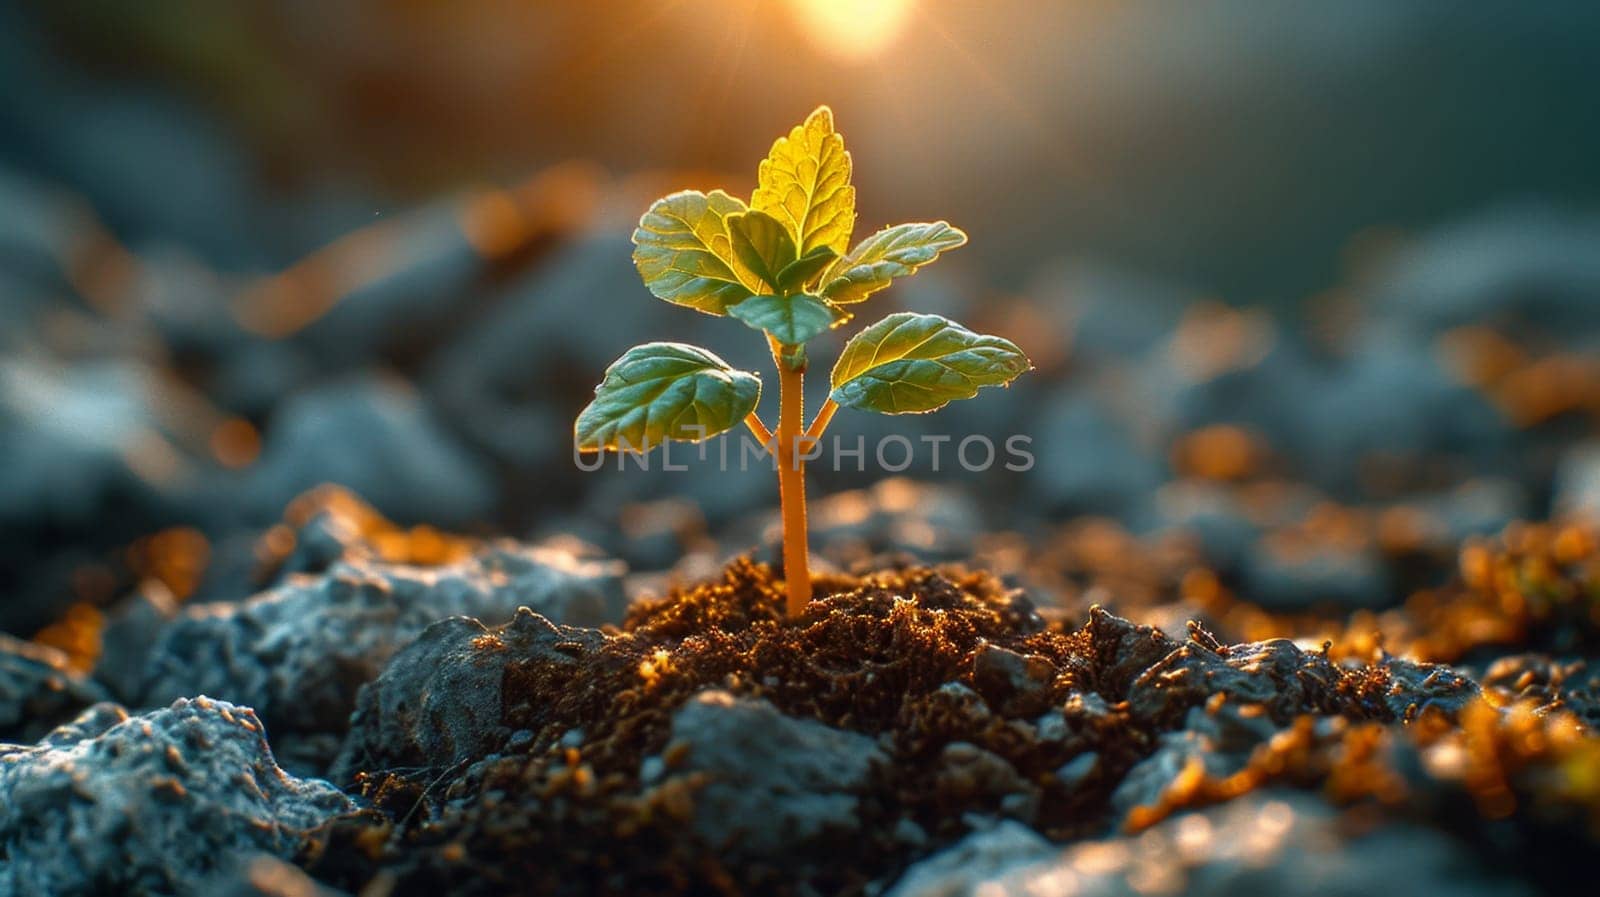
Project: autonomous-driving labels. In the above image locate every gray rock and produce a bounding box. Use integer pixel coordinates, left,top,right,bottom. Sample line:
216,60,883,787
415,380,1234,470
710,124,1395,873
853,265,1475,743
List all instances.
971,643,1057,716
1297,342,1512,495
1379,657,1480,720
1054,751,1099,790
1087,608,1475,729
0,633,109,742
1553,442,1600,521
1029,395,1165,518
1110,705,1275,821
654,689,885,860
1154,340,1322,470
424,232,689,472
804,478,988,565
1239,539,1390,611
1368,206,1600,342
333,607,607,781
884,820,1052,897
0,356,211,634
936,741,1041,824
1126,633,1345,726
1413,478,1527,544
248,376,494,528
1151,480,1262,571
0,358,200,528
292,203,501,364
0,698,352,897
1478,654,1600,730
891,791,1532,897
94,580,179,703
141,542,625,773
1081,607,1181,698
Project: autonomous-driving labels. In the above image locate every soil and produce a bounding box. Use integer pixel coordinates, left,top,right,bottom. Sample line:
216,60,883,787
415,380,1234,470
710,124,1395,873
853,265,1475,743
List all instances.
300,558,1475,897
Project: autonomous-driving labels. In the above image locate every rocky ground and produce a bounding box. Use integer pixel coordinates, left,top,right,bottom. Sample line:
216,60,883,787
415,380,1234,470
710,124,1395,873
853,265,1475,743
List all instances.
4,485,1599,895
4,44,1600,892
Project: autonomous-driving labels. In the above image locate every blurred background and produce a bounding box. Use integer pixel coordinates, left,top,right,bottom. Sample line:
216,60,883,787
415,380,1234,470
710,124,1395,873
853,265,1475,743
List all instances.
4,0,1600,641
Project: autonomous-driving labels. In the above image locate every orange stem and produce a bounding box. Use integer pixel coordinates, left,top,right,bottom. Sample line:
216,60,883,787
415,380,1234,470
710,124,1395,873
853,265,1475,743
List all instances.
773,342,812,617
803,397,838,447
744,412,772,446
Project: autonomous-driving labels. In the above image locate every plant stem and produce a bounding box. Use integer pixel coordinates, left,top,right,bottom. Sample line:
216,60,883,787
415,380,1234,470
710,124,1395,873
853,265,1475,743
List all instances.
773,340,812,617
744,412,773,446
804,397,838,447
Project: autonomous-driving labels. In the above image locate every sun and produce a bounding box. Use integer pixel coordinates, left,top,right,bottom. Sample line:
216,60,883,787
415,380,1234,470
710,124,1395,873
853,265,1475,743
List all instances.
784,0,917,62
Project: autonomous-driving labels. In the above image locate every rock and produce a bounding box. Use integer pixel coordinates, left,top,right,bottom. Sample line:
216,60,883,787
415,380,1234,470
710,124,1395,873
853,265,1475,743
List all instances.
935,742,1041,824
1151,338,1320,471
1368,206,1600,342
971,643,1057,716
1297,342,1512,495
1110,705,1276,820
1553,442,1600,521
1414,478,1528,544
0,698,353,897
290,203,509,365
891,790,1533,897
607,498,709,571
654,689,885,860
1478,654,1600,730
0,632,110,742
1240,538,1390,611
1082,606,1181,698
1379,657,1480,720
248,376,493,528
1054,751,1099,789
142,542,626,773
1091,609,1476,729
0,357,210,634
801,478,989,566
94,580,179,702
1029,395,1165,518
424,232,693,473
1151,480,1262,571
884,820,1052,897
333,608,607,780
1126,633,1345,726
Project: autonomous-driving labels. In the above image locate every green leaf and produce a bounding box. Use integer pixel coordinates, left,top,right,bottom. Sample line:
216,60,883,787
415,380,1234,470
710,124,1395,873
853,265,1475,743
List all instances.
728,292,839,346
830,312,1030,414
631,190,758,315
752,106,856,257
575,343,760,452
776,246,839,294
726,210,797,291
822,221,967,304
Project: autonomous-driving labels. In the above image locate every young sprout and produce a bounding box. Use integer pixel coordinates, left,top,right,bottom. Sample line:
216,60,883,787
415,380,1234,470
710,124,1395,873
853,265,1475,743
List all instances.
575,106,1030,617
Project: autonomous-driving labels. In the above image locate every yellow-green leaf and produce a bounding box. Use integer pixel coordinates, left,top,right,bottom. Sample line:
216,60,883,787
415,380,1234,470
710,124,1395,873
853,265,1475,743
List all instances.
575,343,760,452
822,222,967,304
728,292,838,346
751,106,856,258
830,313,1030,414
726,210,796,292
631,190,758,314
777,246,839,293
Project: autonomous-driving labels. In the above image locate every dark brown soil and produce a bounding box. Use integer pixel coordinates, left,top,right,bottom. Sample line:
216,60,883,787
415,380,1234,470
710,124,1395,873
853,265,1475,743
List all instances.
301,559,1470,897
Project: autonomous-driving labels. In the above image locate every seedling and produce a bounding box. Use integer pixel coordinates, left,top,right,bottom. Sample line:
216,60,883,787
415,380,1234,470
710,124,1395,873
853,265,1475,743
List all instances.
575,106,1030,616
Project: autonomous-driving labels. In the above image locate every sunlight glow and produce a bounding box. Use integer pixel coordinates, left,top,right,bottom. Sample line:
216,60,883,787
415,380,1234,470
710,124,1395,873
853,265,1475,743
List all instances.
786,0,916,61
